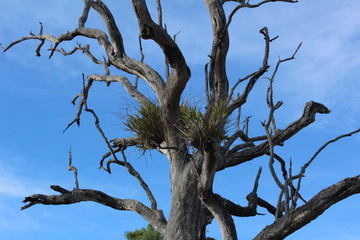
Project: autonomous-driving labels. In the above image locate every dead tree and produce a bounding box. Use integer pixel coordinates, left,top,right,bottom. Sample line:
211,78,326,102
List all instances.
3,1,360,240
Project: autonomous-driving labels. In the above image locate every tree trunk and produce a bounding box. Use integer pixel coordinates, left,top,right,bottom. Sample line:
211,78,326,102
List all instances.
164,159,204,240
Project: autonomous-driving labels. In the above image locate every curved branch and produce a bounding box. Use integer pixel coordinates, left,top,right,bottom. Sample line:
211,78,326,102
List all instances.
111,136,140,149
198,147,238,240
4,11,165,103
205,0,230,103
51,43,110,74
292,128,360,205
227,27,275,114
221,101,330,170
21,185,167,234
132,0,190,108
88,74,152,106
227,65,269,114
78,0,91,28
4,27,112,59
90,0,125,57
105,155,159,210
219,168,263,218
223,0,297,7
253,175,360,240
89,0,166,101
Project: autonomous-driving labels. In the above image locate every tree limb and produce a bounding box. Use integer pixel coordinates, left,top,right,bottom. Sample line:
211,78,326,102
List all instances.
253,175,360,240
223,0,298,7
205,0,230,104
111,136,140,149
89,0,125,57
3,27,112,59
105,153,159,210
292,128,360,207
132,0,190,108
88,74,152,106
21,185,167,234
198,145,238,240
221,101,330,170
227,27,275,114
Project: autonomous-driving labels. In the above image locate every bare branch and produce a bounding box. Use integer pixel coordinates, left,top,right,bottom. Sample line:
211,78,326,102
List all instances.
21,185,167,234
198,147,238,240
221,101,330,170
224,0,297,8
155,0,163,27
89,0,125,57
205,63,210,105
227,27,277,114
111,136,140,149
219,195,257,217
217,169,279,218
78,0,92,28
3,8,165,102
132,0,190,108
256,197,280,217
50,43,110,74
68,147,79,189
88,74,152,106
227,65,269,115
223,0,297,39
4,27,112,59
253,175,360,240
205,0,230,104
63,76,93,132
104,151,159,210
224,41,306,172
268,42,302,82
293,128,360,205
135,35,145,89
252,167,262,193
305,128,360,171
85,105,120,164
223,129,267,154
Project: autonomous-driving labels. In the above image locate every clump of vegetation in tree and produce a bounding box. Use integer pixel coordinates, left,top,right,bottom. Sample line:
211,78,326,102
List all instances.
125,100,229,150
125,103,165,149
178,100,229,149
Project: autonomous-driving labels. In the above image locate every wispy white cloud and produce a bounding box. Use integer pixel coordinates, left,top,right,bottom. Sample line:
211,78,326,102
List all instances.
0,153,51,198
0,152,53,237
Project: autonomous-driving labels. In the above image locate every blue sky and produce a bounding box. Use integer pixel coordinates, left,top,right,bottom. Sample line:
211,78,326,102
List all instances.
1,0,360,239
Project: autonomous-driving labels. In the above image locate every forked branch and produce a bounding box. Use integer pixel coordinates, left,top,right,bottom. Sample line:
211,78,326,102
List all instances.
21,185,167,234
292,128,360,206
103,152,159,210
132,0,190,108
253,175,360,240
68,147,79,190
221,101,330,170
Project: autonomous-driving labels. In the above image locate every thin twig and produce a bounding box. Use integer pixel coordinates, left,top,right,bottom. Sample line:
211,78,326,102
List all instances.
135,35,145,88
205,63,210,105
155,0,163,27
120,150,158,209
80,74,120,165
68,147,79,189
293,128,360,205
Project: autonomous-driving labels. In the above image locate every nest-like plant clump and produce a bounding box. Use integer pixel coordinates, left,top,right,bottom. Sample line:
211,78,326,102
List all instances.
125,101,229,150
124,103,165,150
178,100,229,149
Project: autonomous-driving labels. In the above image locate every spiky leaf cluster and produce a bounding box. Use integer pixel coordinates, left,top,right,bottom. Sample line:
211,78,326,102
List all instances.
125,101,229,150
178,100,229,149
124,104,165,150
